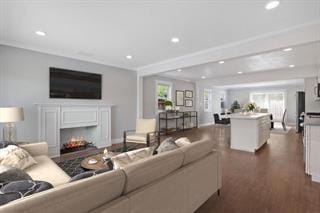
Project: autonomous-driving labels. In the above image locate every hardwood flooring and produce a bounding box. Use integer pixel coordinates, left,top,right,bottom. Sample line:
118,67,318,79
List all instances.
191,125,320,213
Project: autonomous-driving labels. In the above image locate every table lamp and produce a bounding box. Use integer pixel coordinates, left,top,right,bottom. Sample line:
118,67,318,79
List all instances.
0,107,24,143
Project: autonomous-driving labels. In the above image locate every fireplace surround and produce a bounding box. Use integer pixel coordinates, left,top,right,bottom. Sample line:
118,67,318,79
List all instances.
36,102,112,157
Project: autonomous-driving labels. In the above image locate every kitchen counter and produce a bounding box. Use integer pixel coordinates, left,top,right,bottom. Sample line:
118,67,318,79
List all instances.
228,113,271,120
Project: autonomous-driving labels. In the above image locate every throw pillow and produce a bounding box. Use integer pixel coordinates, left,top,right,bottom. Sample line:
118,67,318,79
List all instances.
111,147,155,169
69,167,112,182
0,180,53,206
156,137,179,154
175,137,191,147
0,145,37,170
0,165,32,183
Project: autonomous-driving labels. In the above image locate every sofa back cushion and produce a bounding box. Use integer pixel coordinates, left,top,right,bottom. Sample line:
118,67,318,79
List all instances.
123,148,184,194
179,138,214,166
0,170,126,213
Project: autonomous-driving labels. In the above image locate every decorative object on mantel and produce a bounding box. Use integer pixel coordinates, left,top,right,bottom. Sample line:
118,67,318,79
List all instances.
185,99,193,107
243,102,258,113
0,107,24,143
185,90,193,98
230,100,241,113
175,90,184,106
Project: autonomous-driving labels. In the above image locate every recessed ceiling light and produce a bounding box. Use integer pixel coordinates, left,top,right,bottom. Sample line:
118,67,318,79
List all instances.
201,76,206,79
126,55,133,59
283,48,293,52
171,37,180,43
238,71,243,74
177,69,182,72
289,65,295,68
35,31,47,36
218,61,225,64
265,1,280,10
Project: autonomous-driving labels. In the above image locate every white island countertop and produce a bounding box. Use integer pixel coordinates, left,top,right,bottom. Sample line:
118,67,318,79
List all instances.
228,113,271,120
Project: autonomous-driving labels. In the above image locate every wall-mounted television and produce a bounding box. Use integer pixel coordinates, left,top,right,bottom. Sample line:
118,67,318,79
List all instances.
50,67,102,99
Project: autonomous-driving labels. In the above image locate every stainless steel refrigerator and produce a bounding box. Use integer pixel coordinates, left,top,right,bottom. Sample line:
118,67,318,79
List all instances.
296,91,305,133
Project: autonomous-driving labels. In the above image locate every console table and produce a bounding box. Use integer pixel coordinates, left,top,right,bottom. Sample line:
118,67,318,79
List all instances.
158,111,198,135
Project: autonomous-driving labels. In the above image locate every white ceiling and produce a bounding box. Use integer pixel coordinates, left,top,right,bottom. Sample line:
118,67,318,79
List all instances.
216,79,305,90
161,41,320,81
0,0,320,70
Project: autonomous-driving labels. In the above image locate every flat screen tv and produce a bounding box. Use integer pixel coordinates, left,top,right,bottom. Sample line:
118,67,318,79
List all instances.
50,67,102,99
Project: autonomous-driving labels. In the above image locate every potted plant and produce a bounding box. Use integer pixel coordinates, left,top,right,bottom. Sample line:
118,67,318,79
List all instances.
230,100,240,113
164,100,173,111
244,102,257,113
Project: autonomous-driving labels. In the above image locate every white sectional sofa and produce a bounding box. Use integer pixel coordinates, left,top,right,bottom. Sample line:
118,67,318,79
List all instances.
0,138,222,213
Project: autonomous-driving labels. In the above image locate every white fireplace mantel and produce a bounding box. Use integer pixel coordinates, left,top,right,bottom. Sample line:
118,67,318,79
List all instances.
35,102,113,157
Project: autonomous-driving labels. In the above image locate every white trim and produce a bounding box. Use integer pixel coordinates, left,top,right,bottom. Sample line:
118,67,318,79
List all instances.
155,80,173,115
112,138,123,144
137,20,320,76
0,41,135,71
203,88,213,112
199,122,214,127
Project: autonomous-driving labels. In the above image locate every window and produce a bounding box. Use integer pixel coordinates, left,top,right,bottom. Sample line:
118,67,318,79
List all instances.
204,89,212,112
156,81,172,110
250,92,285,121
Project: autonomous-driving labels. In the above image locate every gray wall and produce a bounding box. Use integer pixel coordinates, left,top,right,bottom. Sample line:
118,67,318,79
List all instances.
226,84,305,124
305,77,320,112
0,45,137,141
143,76,195,118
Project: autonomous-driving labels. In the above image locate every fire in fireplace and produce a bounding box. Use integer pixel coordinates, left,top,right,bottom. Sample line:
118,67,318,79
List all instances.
61,137,94,154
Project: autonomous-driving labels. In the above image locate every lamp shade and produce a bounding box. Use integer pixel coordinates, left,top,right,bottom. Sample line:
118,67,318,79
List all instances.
0,107,24,123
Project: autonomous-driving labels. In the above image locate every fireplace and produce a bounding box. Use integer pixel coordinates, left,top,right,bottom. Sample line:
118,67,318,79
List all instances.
60,126,97,155
60,137,94,154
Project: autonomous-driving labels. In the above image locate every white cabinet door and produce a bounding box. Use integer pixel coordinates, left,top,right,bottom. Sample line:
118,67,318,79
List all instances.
38,107,60,157
96,106,112,148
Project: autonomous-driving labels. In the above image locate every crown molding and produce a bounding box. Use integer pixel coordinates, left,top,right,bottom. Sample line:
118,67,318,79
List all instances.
0,41,136,72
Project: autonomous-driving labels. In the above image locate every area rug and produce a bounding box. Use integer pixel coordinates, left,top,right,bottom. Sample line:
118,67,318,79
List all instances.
56,143,145,177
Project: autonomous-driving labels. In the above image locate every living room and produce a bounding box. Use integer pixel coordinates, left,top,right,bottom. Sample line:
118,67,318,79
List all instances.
0,1,320,212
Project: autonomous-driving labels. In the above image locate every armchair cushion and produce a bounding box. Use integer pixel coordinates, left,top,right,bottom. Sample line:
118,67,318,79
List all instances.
136,119,156,134
126,133,156,143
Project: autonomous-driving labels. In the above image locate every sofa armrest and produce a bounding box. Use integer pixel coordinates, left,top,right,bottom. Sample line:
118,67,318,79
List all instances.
19,142,49,156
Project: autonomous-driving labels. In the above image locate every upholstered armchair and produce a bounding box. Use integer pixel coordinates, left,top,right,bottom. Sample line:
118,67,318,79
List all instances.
123,119,160,152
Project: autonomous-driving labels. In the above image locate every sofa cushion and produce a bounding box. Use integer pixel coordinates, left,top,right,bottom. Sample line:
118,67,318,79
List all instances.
0,166,32,183
24,156,70,186
179,138,214,166
0,170,126,213
111,147,154,169
0,180,53,206
123,148,184,194
156,137,179,154
0,145,37,170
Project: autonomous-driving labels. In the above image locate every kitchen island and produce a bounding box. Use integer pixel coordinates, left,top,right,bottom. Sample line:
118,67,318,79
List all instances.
229,113,271,152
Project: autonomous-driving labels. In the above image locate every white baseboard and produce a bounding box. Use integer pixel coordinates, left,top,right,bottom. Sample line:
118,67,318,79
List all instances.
199,122,214,127
312,175,320,183
112,138,123,144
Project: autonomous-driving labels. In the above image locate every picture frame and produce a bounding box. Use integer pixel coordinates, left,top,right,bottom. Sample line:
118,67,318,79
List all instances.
175,90,184,106
185,99,193,107
185,90,193,98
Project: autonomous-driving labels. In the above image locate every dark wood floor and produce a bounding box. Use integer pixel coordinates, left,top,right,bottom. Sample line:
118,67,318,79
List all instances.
190,125,320,213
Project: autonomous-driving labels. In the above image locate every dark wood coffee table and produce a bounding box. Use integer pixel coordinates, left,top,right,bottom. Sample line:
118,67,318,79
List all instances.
81,154,114,171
